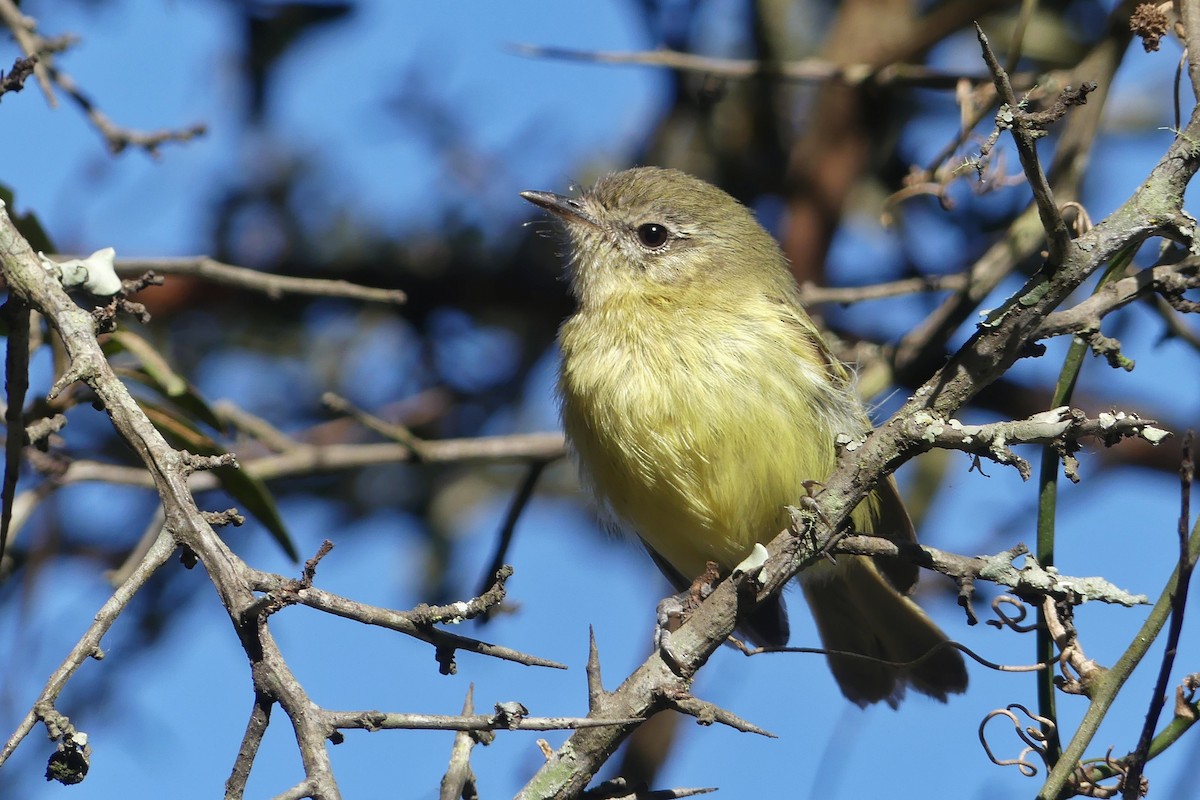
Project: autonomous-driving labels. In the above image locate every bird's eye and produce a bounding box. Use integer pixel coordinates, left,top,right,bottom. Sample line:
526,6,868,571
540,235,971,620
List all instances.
635,223,670,249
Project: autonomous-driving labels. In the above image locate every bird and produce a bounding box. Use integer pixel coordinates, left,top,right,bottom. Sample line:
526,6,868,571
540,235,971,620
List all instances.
521,166,967,707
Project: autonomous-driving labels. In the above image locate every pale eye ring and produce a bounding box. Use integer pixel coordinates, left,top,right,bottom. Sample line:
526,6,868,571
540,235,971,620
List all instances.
635,223,670,249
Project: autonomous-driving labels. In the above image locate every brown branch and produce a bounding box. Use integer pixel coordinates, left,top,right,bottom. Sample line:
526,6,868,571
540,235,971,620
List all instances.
831,538,1146,607
1181,0,1200,103
1035,260,1200,339
226,694,273,800
48,433,565,490
0,54,37,98
247,567,566,671
976,23,1077,267
323,710,643,733
1152,294,1200,352
797,273,969,306
475,460,549,602
105,256,407,304
0,0,54,101
45,63,206,155
0,527,177,767
0,0,203,155
440,686,480,800
510,42,1009,89
890,405,1171,481
1,202,350,796
2,427,564,554
0,196,570,798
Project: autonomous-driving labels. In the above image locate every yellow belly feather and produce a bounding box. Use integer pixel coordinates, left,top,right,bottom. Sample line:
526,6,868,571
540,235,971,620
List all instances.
558,294,871,581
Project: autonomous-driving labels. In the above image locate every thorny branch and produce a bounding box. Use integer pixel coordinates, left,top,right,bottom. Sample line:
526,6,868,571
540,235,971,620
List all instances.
321,709,644,733
0,205,564,799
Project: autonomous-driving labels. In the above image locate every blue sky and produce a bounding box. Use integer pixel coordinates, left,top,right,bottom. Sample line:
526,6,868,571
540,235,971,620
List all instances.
3,2,1199,799
5,1,664,254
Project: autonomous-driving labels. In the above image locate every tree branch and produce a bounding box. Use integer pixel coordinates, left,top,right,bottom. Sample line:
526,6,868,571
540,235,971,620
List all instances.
105,256,407,304
516,74,1200,800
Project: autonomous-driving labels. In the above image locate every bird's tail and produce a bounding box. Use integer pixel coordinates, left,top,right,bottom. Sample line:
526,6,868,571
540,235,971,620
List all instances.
801,555,968,707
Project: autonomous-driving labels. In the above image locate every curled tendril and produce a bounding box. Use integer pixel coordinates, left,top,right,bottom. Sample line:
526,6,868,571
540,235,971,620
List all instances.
1059,200,1094,237
986,595,1038,633
978,703,1056,778
1072,747,1140,799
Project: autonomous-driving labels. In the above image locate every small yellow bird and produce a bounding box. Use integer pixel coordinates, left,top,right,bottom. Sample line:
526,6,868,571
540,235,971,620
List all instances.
522,167,967,707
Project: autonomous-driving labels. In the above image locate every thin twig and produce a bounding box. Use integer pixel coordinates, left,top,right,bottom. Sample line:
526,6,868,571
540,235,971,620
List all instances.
892,8,1126,380
45,64,205,155
0,0,54,101
1,195,344,799
323,710,644,732
225,694,273,800
1122,432,1196,799
976,23,1075,265
1,298,30,563
440,685,480,800
754,636,1049,675
0,54,38,98
0,0,204,155
0,527,176,766
797,273,969,306
52,433,565,491
831,537,1145,607
247,568,567,670
107,256,406,304
1038,506,1200,798
510,42,1002,89
475,460,550,603
1035,261,1200,339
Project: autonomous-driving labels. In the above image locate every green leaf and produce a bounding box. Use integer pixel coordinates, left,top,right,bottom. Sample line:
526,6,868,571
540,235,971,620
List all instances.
106,333,224,431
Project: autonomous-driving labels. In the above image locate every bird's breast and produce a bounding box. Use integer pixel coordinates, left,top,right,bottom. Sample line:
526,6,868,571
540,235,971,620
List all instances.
557,300,849,578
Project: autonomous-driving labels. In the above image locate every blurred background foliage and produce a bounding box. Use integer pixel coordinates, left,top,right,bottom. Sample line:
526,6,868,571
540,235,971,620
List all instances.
3,0,1200,797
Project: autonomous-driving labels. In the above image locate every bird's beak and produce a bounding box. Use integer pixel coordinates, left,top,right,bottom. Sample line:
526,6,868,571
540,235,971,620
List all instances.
520,191,600,229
